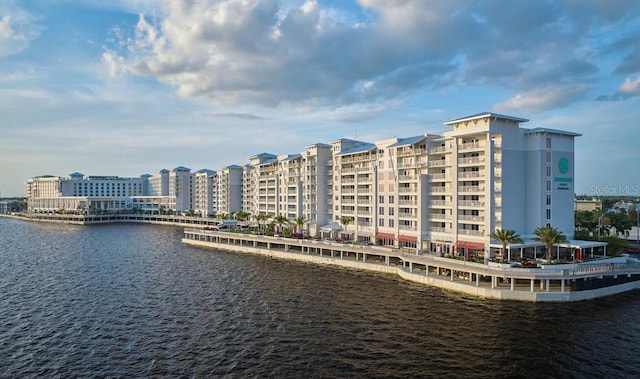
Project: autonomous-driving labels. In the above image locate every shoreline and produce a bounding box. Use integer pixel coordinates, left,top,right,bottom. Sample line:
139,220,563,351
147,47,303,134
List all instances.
4,213,640,302
182,229,640,303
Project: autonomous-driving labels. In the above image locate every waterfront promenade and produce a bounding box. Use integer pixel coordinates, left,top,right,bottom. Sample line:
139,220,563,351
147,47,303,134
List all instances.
183,228,640,302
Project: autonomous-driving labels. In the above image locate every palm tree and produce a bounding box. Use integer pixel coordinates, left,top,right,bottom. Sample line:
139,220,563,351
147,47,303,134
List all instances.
293,216,308,235
489,229,523,262
235,211,251,222
339,216,353,240
273,214,289,234
253,213,270,232
532,225,568,262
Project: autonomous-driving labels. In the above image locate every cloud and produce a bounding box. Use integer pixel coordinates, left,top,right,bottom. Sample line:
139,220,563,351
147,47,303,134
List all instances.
493,85,589,114
619,76,640,96
0,3,41,57
99,0,640,113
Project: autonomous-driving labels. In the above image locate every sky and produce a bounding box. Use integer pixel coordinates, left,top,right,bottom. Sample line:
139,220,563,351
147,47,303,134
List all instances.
1,0,640,197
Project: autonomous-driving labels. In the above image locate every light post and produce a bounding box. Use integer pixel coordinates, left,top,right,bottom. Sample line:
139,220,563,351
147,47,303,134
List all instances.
636,209,640,247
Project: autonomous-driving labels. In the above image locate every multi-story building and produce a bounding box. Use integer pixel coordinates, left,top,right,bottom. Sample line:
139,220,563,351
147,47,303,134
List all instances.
330,138,377,243
25,112,580,260
148,169,169,196
169,166,194,212
26,173,145,213
194,169,217,217
217,165,243,216
301,143,332,236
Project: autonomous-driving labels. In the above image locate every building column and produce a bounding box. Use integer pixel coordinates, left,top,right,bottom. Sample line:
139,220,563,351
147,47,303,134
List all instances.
561,279,565,292
475,274,480,287
530,279,535,292
450,270,454,281
511,278,515,291
409,262,413,272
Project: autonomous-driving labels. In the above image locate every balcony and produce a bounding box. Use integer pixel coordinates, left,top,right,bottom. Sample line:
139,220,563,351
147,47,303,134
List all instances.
429,173,450,181
399,187,417,193
397,161,416,169
397,148,425,156
458,229,484,236
429,187,448,193
458,157,485,166
428,160,451,167
458,142,485,151
428,146,447,154
458,200,484,207
431,226,452,233
459,186,484,193
399,199,417,206
398,212,417,219
458,215,485,222
398,175,417,181
398,224,417,231
429,200,451,207
429,213,450,220
459,172,482,179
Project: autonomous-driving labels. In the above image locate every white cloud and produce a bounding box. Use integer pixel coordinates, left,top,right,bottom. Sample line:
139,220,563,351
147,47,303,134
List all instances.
493,85,589,114
619,76,640,96
0,3,41,57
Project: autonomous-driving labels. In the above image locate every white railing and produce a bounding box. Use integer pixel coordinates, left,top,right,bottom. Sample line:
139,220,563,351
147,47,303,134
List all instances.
459,142,484,150
458,215,485,222
459,186,484,193
428,160,451,167
458,157,485,165
458,229,484,236
459,200,484,207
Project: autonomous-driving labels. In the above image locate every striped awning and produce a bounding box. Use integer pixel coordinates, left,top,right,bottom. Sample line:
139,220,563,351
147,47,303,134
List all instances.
375,232,395,240
456,241,485,250
398,235,417,243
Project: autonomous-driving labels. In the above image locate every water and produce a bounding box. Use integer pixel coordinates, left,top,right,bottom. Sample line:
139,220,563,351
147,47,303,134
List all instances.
1,217,639,378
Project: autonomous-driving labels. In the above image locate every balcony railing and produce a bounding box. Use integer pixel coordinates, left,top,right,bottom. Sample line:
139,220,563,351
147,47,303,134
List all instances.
458,157,485,165
459,186,484,193
431,227,452,233
428,160,451,167
398,212,417,219
458,200,484,207
458,215,485,222
458,142,484,150
458,229,484,236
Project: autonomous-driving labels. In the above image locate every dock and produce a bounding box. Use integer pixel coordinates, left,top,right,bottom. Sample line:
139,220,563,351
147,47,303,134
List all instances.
183,228,640,302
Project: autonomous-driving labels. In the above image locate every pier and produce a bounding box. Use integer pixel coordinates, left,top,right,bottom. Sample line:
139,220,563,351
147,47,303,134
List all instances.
183,228,640,302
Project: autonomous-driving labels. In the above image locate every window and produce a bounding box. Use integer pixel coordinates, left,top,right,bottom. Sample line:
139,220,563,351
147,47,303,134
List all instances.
389,219,394,227
389,195,395,204
546,151,551,163
546,166,551,177
379,207,384,215
546,209,551,219
388,207,394,216
546,137,552,149
379,218,384,226
546,180,551,191
379,195,384,204
546,195,551,206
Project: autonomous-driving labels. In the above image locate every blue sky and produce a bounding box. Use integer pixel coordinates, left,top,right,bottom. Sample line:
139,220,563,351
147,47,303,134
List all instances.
1,0,640,197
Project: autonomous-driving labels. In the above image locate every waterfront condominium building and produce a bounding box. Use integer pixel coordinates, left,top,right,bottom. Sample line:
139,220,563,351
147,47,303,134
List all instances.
169,166,194,213
300,143,332,236
194,169,217,217
216,165,243,216
237,112,579,258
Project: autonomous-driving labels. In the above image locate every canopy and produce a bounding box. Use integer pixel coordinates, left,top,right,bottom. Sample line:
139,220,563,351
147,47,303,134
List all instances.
320,222,344,232
456,241,485,250
398,235,417,243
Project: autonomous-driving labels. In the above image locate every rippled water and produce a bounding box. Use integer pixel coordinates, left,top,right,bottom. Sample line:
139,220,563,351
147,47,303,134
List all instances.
1,217,640,378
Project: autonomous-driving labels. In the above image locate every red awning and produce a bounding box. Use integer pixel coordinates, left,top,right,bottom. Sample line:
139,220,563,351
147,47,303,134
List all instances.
375,232,395,240
456,241,485,250
398,235,417,243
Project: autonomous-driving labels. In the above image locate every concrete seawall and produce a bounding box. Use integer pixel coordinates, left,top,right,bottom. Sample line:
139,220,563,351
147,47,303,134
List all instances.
182,236,640,302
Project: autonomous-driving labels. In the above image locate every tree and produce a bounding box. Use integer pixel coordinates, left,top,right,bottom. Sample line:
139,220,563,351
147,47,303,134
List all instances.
293,216,308,235
253,213,271,232
273,215,289,234
532,225,568,262
235,211,251,222
489,229,523,262
339,216,353,240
